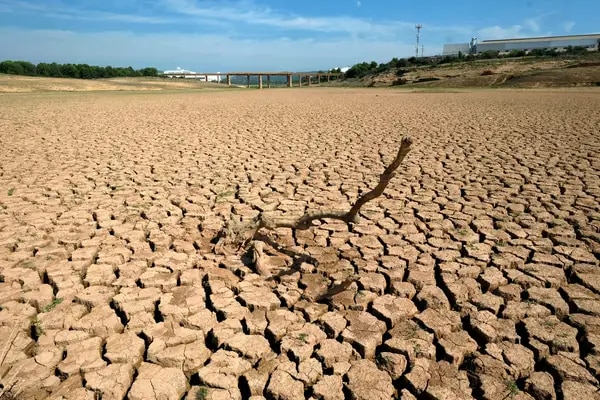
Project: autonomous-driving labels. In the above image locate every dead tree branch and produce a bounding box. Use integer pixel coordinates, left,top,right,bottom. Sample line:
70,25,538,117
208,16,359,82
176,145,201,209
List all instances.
216,136,413,251
0,324,20,400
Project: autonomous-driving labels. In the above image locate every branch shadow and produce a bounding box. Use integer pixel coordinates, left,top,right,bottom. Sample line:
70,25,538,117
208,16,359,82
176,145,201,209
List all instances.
313,277,359,302
253,232,359,303
225,230,358,304
250,232,319,282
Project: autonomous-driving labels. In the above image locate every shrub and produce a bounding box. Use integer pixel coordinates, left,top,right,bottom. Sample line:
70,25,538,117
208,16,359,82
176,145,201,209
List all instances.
344,61,379,79
507,50,526,58
529,48,547,57
479,50,500,59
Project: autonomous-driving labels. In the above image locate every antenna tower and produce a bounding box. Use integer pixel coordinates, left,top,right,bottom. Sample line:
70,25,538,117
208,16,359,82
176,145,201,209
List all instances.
415,24,422,58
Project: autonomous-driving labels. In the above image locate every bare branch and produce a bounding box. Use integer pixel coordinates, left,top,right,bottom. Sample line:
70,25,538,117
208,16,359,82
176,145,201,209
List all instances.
215,136,413,249
0,324,20,399
346,135,413,222
250,241,272,277
0,324,18,372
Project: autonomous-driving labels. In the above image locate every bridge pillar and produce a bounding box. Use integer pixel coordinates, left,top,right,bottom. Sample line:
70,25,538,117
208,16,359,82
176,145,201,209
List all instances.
247,75,250,88
317,74,321,84
299,75,302,87
307,75,311,86
287,74,292,87
327,74,330,82
227,75,231,86
267,75,271,88
258,75,263,89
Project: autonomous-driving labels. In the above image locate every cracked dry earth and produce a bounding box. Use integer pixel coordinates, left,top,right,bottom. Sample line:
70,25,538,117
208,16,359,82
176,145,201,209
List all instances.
0,88,599,400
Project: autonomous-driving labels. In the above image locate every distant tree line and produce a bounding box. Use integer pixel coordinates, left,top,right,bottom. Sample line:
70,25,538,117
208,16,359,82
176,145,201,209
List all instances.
0,60,159,79
344,45,598,79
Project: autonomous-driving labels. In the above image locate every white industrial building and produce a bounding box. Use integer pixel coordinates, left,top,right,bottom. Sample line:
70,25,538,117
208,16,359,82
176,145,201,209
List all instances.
162,67,196,78
443,33,600,56
330,66,351,73
162,67,222,82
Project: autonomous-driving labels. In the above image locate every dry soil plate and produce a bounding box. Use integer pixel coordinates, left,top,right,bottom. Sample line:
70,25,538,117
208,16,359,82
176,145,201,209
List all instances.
0,88,599,400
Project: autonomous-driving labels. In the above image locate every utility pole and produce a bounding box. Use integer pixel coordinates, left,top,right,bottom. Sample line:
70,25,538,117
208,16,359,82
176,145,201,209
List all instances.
421,45,424,58
415,24,422,58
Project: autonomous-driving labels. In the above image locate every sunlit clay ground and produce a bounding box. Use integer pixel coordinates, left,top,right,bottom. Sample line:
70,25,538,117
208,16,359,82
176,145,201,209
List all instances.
0,88,599,400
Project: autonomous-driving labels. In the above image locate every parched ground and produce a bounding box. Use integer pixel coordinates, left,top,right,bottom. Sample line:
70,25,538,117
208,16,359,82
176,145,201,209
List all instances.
0,88,599,400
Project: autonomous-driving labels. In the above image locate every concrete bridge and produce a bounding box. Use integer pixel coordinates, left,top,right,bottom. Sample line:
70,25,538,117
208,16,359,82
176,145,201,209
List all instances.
161,71,344,88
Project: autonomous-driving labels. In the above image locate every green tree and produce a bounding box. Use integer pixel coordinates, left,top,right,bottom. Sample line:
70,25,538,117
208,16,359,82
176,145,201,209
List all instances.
77,64,93,79
104,66,115,77
36,62,51,76
60,63,80,78
91,65,106,78
141,67,159,77
1,59,162,79
17,61,36,75
0,60,25,75
397,58,409,67
47,63,62,77
388,57,399,68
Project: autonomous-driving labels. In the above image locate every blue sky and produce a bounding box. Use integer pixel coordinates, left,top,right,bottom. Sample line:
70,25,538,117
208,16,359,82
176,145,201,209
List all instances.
0,0,597,72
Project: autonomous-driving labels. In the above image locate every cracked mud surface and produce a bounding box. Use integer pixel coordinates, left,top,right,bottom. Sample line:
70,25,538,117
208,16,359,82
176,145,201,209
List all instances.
1,88,599,400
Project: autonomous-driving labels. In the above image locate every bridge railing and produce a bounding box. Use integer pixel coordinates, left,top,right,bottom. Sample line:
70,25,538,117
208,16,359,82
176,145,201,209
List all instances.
159,71,344,88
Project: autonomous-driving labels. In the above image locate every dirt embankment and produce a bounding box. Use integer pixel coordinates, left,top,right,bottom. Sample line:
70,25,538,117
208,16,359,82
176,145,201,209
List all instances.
330,57,600,89
0,75,237,93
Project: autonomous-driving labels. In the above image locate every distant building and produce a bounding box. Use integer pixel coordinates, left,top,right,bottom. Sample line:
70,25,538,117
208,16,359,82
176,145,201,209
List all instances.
330,66,351,73
162,67,222,82
442,43,471,56
443,33,600,56
162,67,197,78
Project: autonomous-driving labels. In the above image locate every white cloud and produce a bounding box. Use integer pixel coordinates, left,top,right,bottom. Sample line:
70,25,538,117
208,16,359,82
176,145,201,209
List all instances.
0,0,493,65
476,14,554,40
523,17,541,33
0,0,177,24
475,12,563,41
159,0,465,38
477,25,524,40
0,27,418,71
0,0,469,42
563,21,575,33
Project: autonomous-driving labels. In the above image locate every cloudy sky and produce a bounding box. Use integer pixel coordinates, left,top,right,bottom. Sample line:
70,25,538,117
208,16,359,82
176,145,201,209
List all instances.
0,0,596,72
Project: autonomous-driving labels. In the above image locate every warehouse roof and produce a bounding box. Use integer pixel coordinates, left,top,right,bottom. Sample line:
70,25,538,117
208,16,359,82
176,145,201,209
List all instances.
481,33,600,44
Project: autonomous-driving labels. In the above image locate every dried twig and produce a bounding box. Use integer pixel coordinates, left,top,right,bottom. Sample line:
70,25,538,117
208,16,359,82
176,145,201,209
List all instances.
0,324,20,399
216,136,413,250
0,325,19,372
0,365,23,399
250,241,272,277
